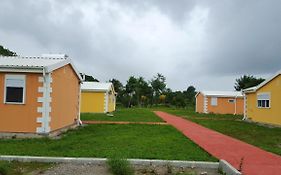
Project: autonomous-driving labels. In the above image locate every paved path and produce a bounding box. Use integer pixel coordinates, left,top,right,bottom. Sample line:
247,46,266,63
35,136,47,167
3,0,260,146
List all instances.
82,120,168,125
155,111,281,175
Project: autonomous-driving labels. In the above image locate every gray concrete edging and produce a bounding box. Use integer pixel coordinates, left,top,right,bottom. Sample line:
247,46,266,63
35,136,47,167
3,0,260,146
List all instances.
219,159,242,175
0,155,241,174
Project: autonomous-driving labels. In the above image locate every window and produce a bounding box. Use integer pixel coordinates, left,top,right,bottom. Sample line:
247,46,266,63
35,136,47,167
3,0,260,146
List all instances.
4,75,26,104
211,97,217,106
228,99,235,103
257,93,270,108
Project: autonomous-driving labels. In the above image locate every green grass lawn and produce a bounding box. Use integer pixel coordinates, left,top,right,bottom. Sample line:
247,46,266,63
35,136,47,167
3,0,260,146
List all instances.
156,107,243,120
0,161,52,175
0,124,216,161
81,108,163,122
156,107,281,155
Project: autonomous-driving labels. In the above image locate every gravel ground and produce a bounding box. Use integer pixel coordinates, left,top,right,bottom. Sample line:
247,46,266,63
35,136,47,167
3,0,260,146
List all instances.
41,163,220,175
42,163,110,175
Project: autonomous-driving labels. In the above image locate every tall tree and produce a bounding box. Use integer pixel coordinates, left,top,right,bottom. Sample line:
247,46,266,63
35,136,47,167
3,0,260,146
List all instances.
109,78,123,94
150,73,166,104
234,75,265,91
183,86,196,109
0,45,16,56
125,76,138,107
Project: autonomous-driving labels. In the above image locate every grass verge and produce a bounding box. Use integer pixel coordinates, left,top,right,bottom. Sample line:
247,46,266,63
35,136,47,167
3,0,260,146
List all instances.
81,108,163,122
0,124,216,161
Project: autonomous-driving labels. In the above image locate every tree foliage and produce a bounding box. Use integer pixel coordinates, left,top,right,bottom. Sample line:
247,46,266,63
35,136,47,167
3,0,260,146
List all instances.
111,74,196,109
234,75,265,91
0,45,16,56
80,73,99,82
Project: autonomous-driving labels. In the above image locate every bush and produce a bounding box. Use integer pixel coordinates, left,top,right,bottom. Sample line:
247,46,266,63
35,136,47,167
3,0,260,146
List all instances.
107,158,134,175
0,163,8,175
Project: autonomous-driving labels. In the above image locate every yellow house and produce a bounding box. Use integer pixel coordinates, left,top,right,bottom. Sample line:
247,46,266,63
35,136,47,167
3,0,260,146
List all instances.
81,82,116,113
243,70,281,126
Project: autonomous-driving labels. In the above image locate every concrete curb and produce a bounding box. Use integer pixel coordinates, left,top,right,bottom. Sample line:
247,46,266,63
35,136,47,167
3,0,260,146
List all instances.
0,155,218,168
219,159,242,175
0,155,241,174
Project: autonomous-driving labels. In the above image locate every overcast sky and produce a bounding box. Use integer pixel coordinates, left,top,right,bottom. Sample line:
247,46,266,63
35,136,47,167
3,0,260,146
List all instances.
0,0,280,91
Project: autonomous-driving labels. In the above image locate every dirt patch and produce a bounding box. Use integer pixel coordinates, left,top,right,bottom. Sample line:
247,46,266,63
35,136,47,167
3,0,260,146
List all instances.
40,163,220,175
41,163,110,175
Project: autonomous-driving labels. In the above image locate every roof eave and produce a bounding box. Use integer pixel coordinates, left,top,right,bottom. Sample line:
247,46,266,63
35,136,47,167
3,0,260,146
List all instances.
45,58,83,82
81,89,108,92
0,66,43,73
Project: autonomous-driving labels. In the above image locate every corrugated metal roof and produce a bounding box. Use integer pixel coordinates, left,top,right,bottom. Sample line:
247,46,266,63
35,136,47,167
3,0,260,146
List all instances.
0,54,82,81
81,82,113,92
200,91,243,97
0,55,67,68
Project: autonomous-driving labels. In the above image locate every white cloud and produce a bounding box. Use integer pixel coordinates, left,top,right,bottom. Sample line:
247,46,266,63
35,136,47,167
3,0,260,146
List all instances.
0,0,280,91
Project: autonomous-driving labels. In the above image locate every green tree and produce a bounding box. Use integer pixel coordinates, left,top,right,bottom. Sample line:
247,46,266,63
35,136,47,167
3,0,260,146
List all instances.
109,78,124,94
0,45,16,56
125,76,138,107
183,86,196,109
150,73,166,104
234,75,265,91
80,73,99,82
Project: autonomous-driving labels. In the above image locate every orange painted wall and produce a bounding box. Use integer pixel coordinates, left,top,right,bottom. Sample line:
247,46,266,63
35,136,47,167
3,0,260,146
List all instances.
50,64,80,131
196,93,204,113
0,72,42,133
207,97,244,115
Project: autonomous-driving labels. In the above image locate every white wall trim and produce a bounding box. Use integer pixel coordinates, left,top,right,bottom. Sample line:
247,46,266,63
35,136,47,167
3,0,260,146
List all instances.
104,92,109,113
243,95,247,120
36,73,52,134
203,95,208,113
195,96,198,112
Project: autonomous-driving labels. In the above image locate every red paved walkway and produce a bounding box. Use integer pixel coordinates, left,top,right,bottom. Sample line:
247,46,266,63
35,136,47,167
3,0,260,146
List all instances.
155,111,281,175
82,120,168,125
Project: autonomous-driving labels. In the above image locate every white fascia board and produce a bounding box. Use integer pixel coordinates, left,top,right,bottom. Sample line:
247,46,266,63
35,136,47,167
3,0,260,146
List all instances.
255,71,281,91
205,95,244,98
110,83,115,94
195,92,201,98
45,58,83,82
45,59,70,73
243,70,281,93
69,59,83,82
0,67,43,73
81,89,107,93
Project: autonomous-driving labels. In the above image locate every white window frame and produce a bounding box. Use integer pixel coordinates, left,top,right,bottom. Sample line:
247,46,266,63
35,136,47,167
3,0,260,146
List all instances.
211,97,218,106
4,74,26,105
228,99,235,103
257,92,270,109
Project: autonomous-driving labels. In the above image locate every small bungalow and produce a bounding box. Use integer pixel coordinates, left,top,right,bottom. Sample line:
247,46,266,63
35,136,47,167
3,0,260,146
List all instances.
195,91,244,115
0,54,82,136
81,82,116,113
243,70,281,126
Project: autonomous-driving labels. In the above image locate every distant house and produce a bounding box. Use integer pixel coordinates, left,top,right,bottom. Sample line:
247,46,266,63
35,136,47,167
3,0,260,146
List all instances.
81,82,116,113
243,70,281,126
0,54,82,136
195,91,244,115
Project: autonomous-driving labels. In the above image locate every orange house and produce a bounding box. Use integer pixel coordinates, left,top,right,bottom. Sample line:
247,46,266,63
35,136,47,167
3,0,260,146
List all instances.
195,91,244,115
0,54,82,136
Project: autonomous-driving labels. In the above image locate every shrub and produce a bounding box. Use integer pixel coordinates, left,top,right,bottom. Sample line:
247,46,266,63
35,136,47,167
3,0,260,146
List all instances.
107,157,134,175
0,162,8,175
